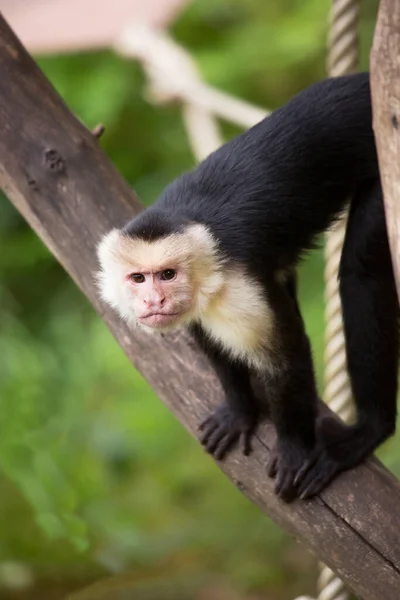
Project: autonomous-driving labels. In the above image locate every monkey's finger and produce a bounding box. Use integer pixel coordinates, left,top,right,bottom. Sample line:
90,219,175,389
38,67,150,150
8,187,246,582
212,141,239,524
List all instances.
295,463,320,497
297,460,328,498
240,428,254,456
275,470,296,501
214,431,239,460
203,425,230,456
198,420,219,445
275,471,287,496
298,460,337,499
267,455,278,478
293,453,318,486
299,472,327,499
198,415,216,432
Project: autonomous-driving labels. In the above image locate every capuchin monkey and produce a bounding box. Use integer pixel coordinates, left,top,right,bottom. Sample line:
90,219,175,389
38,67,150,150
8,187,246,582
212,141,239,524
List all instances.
96,72,399,501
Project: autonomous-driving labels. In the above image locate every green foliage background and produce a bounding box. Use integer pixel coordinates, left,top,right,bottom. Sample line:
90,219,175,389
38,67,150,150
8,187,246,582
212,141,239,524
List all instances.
0,0,396,598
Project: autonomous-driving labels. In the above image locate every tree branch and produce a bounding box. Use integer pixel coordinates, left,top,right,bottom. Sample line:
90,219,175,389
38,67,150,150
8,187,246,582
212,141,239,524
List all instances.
1,14,400,600
370,0,400,302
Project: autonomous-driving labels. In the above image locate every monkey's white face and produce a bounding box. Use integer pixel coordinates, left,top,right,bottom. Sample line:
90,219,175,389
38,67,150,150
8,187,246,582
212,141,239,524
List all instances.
124,265,193,330
96,224,224,333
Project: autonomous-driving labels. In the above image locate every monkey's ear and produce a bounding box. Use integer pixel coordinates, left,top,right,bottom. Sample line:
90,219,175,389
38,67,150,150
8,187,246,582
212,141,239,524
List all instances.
96,228,124,268
95,228,132,317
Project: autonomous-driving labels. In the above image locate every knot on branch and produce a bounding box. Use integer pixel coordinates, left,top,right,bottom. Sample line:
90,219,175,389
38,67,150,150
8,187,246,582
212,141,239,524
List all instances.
43,148,66,174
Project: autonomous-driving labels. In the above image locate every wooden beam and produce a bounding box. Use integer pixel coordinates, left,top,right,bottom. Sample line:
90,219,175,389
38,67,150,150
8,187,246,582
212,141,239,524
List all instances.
370,0,400,301
1,13,400,600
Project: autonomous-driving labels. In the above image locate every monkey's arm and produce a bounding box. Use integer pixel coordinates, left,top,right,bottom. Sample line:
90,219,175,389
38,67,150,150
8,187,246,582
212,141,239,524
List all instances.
262,276,319,500
190,324,260,459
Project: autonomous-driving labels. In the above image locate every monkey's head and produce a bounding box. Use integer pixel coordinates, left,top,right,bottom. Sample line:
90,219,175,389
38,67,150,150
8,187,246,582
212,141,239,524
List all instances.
96,216,224,333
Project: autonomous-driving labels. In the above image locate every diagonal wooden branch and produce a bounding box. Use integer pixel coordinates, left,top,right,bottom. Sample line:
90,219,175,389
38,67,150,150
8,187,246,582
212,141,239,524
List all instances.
370,0,400,302
1,14,400,600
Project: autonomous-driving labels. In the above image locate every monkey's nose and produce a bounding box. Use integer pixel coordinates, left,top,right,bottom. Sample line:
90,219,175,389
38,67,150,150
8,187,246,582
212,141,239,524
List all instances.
144,296,166,309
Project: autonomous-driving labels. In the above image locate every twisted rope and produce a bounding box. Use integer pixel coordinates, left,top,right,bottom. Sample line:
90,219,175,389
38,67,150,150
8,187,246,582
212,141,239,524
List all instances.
324,0,359,424
296,2,360,600
319,3,360,599
114,24,267,161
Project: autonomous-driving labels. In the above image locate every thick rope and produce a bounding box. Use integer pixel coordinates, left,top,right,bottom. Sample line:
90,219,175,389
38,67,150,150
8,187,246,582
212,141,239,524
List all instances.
114,24,267,159
319,2,360,600
296,2,361,600
324,0,359,424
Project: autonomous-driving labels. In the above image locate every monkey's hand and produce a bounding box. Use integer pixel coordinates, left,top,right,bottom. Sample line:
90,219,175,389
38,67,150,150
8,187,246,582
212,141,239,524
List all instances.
267,437,314,502
198,404,258,460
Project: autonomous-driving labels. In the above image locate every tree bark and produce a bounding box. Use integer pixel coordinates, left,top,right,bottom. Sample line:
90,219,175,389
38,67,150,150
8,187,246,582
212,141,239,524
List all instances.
370,0,400,301
1,13,400,600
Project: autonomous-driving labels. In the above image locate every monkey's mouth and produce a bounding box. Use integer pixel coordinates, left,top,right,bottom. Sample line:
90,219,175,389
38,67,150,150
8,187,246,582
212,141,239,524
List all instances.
138,312,181,328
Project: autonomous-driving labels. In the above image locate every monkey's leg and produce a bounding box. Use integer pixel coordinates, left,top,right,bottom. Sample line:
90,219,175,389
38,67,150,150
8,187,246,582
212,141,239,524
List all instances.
265,275,319,501
191,324,260,460
296,180,399,499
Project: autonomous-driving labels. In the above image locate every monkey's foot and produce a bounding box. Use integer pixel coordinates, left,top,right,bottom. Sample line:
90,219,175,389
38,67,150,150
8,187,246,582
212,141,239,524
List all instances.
267,438,314,502
198,405,258,460
293,449,342,499
294,416,374,499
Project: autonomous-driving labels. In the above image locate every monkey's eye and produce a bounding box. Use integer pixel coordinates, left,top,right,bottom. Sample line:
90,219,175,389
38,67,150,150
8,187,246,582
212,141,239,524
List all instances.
130,273,145,284
160,269,176,281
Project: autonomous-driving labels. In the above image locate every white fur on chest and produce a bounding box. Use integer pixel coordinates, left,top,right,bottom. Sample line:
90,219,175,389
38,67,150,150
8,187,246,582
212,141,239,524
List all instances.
199,268,275,370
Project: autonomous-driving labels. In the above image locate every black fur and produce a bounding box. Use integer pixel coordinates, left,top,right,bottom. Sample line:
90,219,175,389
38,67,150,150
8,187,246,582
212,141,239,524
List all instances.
124,72,399,500
128,72,378,274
